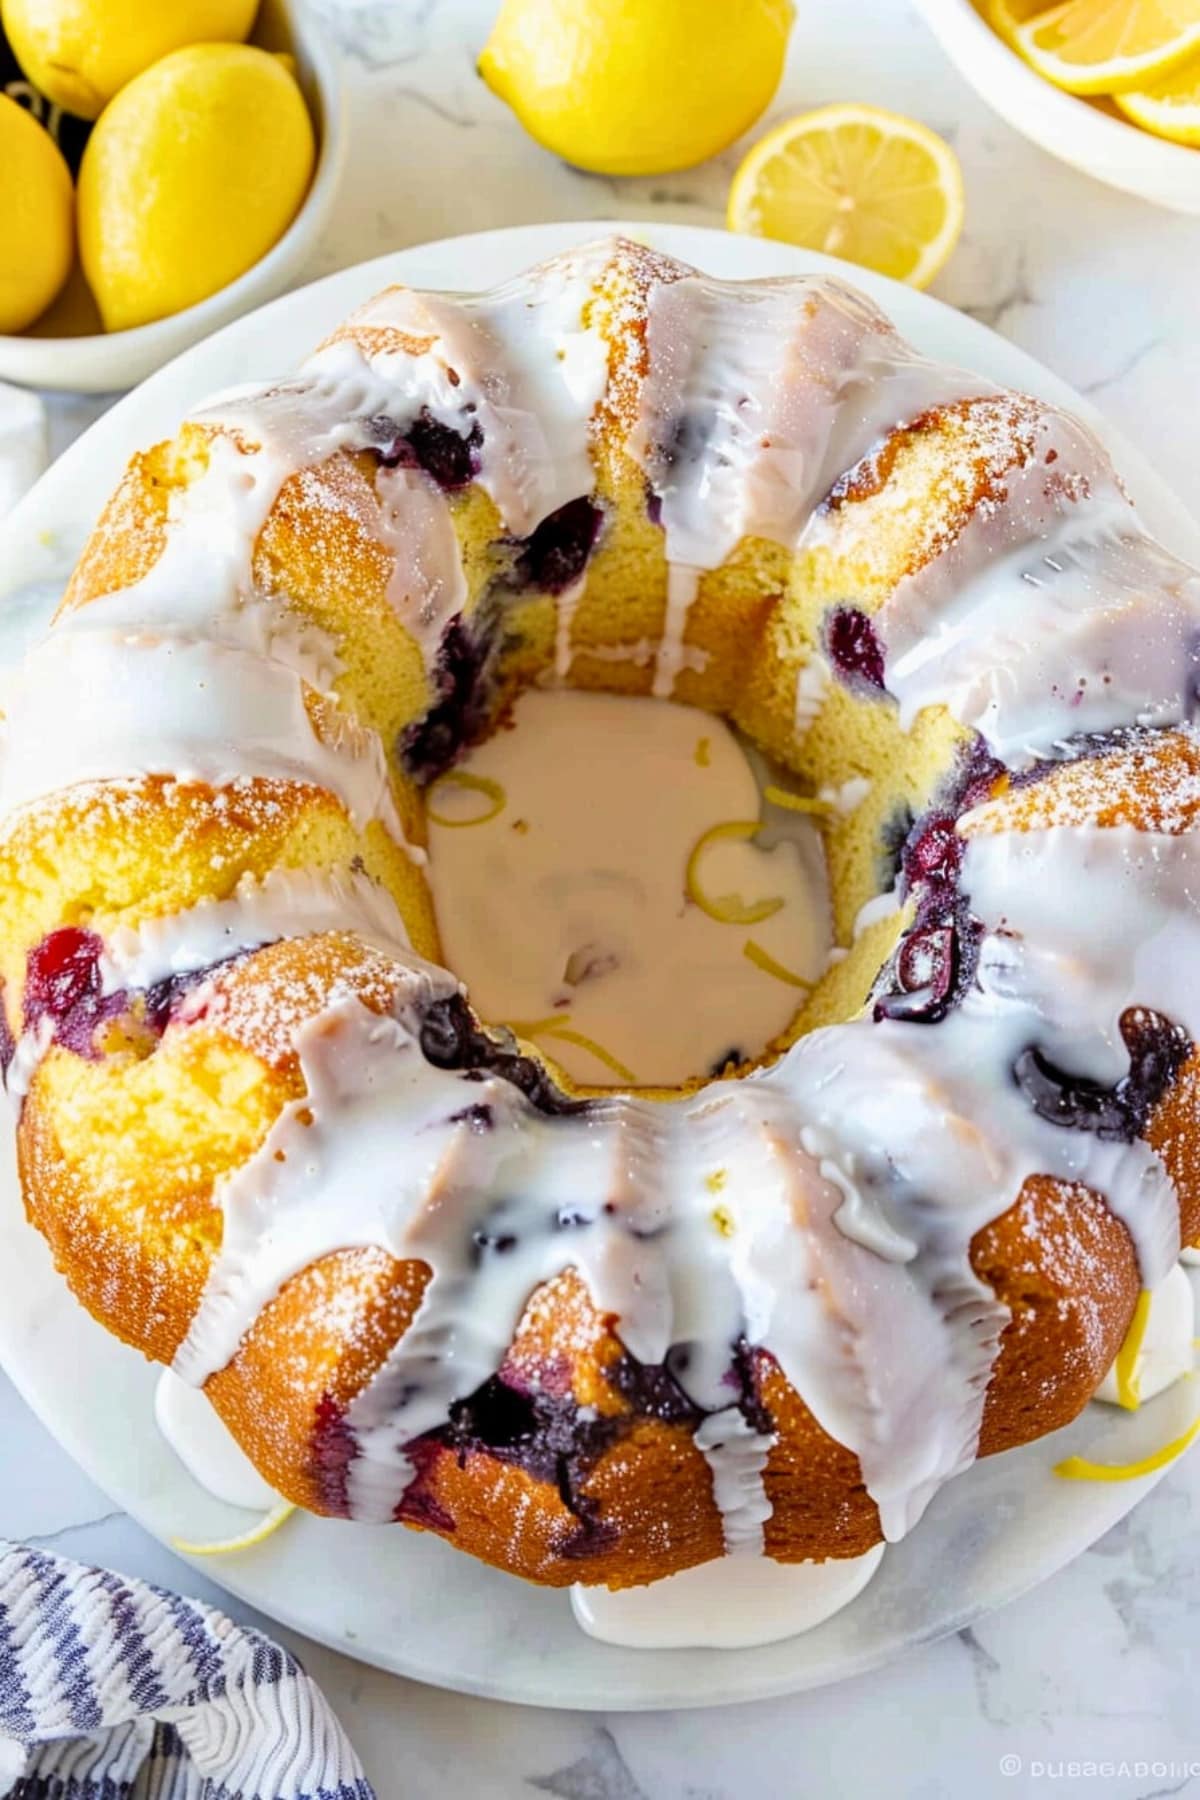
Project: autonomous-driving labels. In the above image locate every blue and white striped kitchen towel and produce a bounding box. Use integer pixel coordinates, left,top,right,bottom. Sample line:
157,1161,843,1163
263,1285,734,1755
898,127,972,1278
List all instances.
0,1540,375,1799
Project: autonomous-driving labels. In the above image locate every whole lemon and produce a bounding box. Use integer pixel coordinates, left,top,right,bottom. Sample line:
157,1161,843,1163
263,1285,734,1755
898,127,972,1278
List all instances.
479,0,794,176
78,44,315,333
0,0,259,121
0,95,74,333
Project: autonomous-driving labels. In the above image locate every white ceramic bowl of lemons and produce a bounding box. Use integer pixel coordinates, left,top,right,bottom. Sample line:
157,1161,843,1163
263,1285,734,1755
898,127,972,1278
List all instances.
915,0,1200,213
0,0,344,393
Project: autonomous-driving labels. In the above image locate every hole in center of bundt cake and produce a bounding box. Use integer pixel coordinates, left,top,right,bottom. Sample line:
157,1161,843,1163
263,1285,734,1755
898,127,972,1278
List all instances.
423,688,831,1090
382,436,1018,1091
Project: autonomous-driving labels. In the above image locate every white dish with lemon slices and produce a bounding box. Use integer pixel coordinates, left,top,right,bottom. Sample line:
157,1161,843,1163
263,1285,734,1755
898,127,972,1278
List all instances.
2,219,1200,1708
918,0,1200,212
0,0,344,393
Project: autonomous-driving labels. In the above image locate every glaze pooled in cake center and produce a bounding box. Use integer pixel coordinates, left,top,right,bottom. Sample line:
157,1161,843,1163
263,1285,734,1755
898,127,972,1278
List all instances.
425,689,830,1088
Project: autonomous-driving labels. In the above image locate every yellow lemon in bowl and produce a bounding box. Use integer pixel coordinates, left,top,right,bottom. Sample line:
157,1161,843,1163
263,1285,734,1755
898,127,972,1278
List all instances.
0,95,74,333
479,0,794,176
1014,0,1200,95
1118,57,1200,144
0,0,259,121
78,43,316,334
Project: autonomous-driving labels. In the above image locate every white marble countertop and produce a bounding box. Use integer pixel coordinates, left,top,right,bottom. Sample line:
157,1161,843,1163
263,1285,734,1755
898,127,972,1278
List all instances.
6,0,1200,1793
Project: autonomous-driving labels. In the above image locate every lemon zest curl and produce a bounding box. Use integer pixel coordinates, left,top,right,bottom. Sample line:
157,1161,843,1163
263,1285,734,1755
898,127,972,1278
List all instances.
685,820,784,925
743,937,813,990
173,1500,296,1558
426,770,506,828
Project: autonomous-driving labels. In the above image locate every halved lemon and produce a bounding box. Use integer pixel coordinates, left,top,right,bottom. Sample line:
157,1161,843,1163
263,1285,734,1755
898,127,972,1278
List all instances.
1016,0,1200,95
1117,52,1200,139
727,104,965,290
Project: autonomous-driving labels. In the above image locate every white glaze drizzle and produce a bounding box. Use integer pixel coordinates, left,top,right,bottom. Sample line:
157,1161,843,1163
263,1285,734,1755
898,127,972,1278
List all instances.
374,463,468,664
878,426,1200,765
650,566,701,700
41,249,610,848
635,272,992,697
341,1074,765,1525
568,636,709,675
172,995,823,1526
98,867,413,994
194,360,477,684
794,653,830,734
692,1407,777,1553
6,870,419,1107
960,820,1200,1096
637,274,990,572
817,775,872,817
0,632,410,851
552,574,587,681
311,242,609,538
173,988,455,1392
5,1016,52,1106
852,885,903,939
57,432,340,691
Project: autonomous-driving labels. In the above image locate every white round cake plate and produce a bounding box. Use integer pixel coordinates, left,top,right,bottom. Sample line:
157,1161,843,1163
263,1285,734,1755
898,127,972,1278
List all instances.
1,222,1199,1713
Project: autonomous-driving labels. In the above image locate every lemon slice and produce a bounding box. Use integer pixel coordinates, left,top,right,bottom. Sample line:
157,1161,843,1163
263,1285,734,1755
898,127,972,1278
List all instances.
1016,0,1200,95
988,0,1058,45
1117,54,1200,140
727,103,965,290
685,821,785,926
172,1499,296,1557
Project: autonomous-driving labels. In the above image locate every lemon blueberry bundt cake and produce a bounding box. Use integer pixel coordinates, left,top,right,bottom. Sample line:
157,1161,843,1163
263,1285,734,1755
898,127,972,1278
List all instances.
4,237,1200,1643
